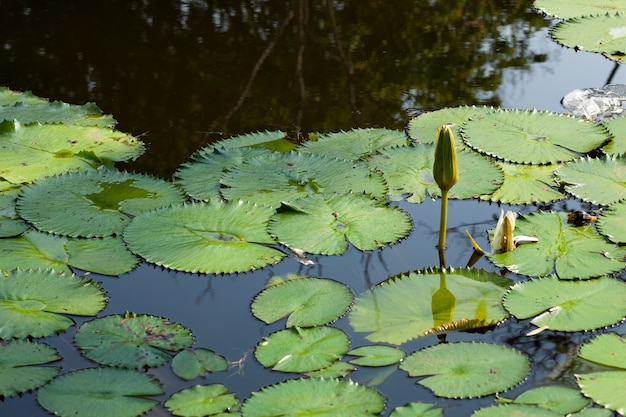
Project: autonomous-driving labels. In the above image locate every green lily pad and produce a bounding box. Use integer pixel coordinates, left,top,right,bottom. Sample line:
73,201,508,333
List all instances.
347,345,406,367
254,326,350,373
569,409,613,417
268,193,411,255
0,100,115,127
488,211,626,279
556,156,626,205
349,268,512,345
251,276,353,327
482,162,563,204
389,402,442,417
511,385,589,414
579,333,626,369
472,404,561,417
0,119,144,184
552,13,626,63
305,361,356,378
602,115,626,156
0,229,139,275
0,340,60,398
400,342,529,398
503,276,626,332
0,188,29,237
0,87,47,106
533,0,626,19
17,170,185,237
220,151,387,206
165,384,239,417
0,269,107,339
461,109,609,164
210,130,294,151
171,348,228,381
123,202,286,274
241,378,385,417
301,128,410,160
37,367,162,417
597,201,626,243
576,371,626,416
74,312,194,369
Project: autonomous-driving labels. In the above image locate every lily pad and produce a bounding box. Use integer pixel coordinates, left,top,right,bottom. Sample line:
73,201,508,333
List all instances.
556,156,626,205
123,202,286,274
17,170,185,237
602,114,626,156
597,201,626,243
241,378,385,417
0,269,107,339
461,109,609,164
0,87,47,106
482,162,563,204
74,312,194,369
210,130,294,151
251,276,353,327
533,0,626,19
347,345,406,367
171,348,228,381
349,268,512,345
579,333,626,369
503,276,626,332
305,361,356,378
472,404,561,417
0,188,29,237
301,128,410,160
389,402,442,417
37,367,162,417
510,385,589,414
268,193,412,255
576,372,626,416
488,211,626,279
254,326,350,373
0,100,115,127
399,342,529,398
165,384,239,417
0,340,60,398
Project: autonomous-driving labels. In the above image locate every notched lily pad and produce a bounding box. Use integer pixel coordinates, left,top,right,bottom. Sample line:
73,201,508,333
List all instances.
301,128,410,160
556,156,626,205
0,340,61,398
482,162,563,204
389,402,443,417
165,384,239,417
597,201,626,243
0,100,116,127
171,348,228,381
347,345,406,367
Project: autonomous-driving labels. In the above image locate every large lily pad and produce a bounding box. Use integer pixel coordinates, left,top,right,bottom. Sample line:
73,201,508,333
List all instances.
0,269,107,339
0,340,60,398
461,109,609,164
123,202,286,274
578,333,626,369
37,367,162,417
74,312,194,369
399,342,530,398
349,268,512,345
503,276,626,332
165,384,239,417
17,170,185,237
533,0,626,19
576,372,626,416
482,162,563,204
509,385,590,414
301,128,410,160
488,211,626,279
241,378,385,417
268,193,412,255
556,156,626,205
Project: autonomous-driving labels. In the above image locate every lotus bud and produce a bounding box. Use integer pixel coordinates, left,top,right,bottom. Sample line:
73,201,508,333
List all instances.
433,125,459,192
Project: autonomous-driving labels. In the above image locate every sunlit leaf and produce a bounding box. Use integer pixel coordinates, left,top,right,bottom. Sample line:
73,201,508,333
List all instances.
123,202,286,274
556,156,626,205
37,368,162,417
578,333,626,370
400,342,529,398
301,128,410,160
0,87,47,106
597,201,626,243
171,348,228,381
389,402,442,417
241,378,385,417
165,384,239,417
511,385,589,414
251,276,353,327
503,276,626,332
482,162,563,204
0,340,60,398
576,372,626,416
268,193,412,255
533,0,626,19
471,404,561,417
17,170,185,237
347,345,406,367
254,326,350,373
0,269,107,339
0,100,115,127
74,312,194,369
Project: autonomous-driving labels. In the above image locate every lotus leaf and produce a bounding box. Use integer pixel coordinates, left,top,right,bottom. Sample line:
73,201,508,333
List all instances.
74,312,194,369
241,378,385,417
123,202,285,274
301,128,410,160
254,326,350,373
400,342,529,398
503,276,626,332
251,276,353,327
602,114,626,156
0,189,29,237
165,384,239,417
0,100,115,127
556,156,626,205
552,13,626,63
0,269,107,339
268,193,412,255
347,345,406,367
533,0,626,19
482,162,563,204
510,385,589,414
471,404,561,417
0,120,144,183
597,201,626,243
349,268,512,345
488,211,626,279
576,372,626,416
0,340,60,398
37,367,162,417
171,348,228,381
389,402,442,417
461,109,609,164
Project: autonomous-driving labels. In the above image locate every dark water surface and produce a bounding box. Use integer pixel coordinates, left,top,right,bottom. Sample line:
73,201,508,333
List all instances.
2,1,626,416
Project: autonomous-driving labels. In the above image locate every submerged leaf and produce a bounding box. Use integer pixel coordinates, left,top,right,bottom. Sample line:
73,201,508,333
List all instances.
165,384,238,417
0,340,60,398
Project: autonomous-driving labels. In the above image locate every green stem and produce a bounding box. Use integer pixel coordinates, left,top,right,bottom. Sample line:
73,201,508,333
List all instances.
437,189,449,251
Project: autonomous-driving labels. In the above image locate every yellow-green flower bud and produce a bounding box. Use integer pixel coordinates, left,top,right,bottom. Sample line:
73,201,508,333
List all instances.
433,125,459,192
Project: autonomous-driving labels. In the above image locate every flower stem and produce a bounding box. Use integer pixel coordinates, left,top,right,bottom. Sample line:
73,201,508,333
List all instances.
437,189,449,267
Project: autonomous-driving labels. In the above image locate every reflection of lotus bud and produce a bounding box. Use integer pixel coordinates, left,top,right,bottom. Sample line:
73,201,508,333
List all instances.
433,125,459,192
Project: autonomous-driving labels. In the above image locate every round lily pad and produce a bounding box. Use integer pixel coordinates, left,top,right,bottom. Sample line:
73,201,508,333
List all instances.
347,345,406,367
576,371,626,416
0,340,60,398
597,201,626,243
556,156,626,205
165,384,238,417
533,0,626,19
16,170,185,237
389,402,442,417
399,342,530,398
301,128,410,160
482,162,563,204
512,385,589,414
579,333,626,369
171,348,228,381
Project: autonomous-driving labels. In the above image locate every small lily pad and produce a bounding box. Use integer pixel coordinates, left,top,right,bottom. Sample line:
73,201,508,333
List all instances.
0,340,60,398
301,128,410,160
400,342,529,398
347,345,406,367
556,156,626,205
37,367,162,417
165,384,238,417
74,312,194,369
171,348,228,381
597,201,626,243
389,402,442,417
251,276,353,327
511,385,589,414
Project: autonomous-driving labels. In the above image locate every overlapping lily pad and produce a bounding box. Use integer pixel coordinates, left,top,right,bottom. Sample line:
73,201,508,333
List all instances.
301,128,410,160
597,201,626,243
0,340,60,398
482,162,563,204
17,170,185,237
0,269,107,339
0,189,29,237
0,100,115,127
171,348,228,381
123,201,286,274
165,384,239,417
0,87,47,106
602,115,626,156
556,156,626,205
508,385,590,414
533,0,626,19
347,345,406,367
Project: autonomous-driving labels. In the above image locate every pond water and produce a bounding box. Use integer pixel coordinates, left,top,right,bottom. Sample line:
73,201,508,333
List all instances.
1,1,626,416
